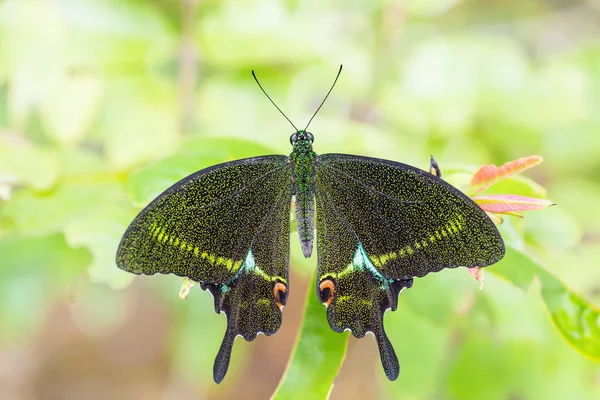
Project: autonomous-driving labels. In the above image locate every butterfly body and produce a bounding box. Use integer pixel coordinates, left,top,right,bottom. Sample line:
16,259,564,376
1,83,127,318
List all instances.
290,131,317,258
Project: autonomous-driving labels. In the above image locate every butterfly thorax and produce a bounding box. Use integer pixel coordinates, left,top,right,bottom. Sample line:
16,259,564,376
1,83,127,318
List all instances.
289,131,316,258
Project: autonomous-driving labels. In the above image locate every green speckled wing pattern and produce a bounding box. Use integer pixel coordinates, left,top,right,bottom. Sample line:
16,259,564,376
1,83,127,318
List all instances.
314,153,504,379
117,138,506,383
201,180,292,382
315,185,413,380
316,154,504,279
116,155,292,383
117,156,290,282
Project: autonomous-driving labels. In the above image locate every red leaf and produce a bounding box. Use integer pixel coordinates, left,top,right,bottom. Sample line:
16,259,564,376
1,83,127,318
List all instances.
469,155,543,194
473,194,555,213
467,267,484,290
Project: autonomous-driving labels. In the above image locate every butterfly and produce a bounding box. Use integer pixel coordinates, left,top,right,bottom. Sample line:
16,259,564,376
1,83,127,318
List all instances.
116,66,505,383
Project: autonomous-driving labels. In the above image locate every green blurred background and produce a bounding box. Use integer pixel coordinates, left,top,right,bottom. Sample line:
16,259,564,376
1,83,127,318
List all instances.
1,0,599,399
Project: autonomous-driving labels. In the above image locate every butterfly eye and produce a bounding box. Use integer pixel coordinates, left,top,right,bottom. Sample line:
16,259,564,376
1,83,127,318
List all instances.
290,132,298,145
273,281,288,309
318,278,336,307
306,132,314,143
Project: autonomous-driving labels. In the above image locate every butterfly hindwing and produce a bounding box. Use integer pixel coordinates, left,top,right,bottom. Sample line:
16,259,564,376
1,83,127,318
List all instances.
116,155,293,383
314,153,504,379
201,182,292,383
315,187,414,380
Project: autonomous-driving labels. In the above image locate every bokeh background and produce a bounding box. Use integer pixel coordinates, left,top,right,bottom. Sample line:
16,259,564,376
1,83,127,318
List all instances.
1,0,600,399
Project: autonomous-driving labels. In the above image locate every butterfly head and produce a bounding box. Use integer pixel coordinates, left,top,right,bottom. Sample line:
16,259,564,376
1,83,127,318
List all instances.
290,130,314,145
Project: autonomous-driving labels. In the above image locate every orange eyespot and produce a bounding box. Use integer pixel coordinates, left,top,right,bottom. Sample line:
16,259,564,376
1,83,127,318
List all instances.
273,281,287,309
318,278,336,307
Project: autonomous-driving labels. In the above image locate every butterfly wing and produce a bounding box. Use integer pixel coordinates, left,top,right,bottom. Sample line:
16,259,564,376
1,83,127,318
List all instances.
116,155,293,383
315,185,412,380
314,153,504,380
316,153,504,278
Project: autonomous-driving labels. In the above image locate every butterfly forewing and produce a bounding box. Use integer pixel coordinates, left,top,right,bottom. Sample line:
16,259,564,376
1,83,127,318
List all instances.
315,154,505,280
117,155,291,283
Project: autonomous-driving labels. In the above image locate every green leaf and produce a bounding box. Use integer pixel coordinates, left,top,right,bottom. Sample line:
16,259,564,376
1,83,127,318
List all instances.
63,205,135,289
1,176,135,288
402,267,478,327
169,286,232,387
383,305,451,399
125,137,279,205
492,246,600,361
198,4,315,69
0,234,91,342
523,207,582,251
100,78,180,170
39,72,104,146
0,134,59,191
271,268,348,400
2,180,128,236
0,0,68,126
538,275,600,362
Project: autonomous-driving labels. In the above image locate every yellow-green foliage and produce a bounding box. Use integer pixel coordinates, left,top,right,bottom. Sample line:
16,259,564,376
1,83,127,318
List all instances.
0,0,599,399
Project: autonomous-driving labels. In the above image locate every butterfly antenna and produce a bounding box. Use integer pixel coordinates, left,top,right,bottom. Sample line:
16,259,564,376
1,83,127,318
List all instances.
303,64,343,132
252,70,299,132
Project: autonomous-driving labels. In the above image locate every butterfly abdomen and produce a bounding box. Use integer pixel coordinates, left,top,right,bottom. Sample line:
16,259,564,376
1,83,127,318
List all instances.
290,138,317,258
295,191,314,257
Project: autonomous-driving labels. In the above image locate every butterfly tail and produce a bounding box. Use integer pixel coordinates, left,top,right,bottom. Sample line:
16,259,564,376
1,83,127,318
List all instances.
213,329,235,384
374,326,400,381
